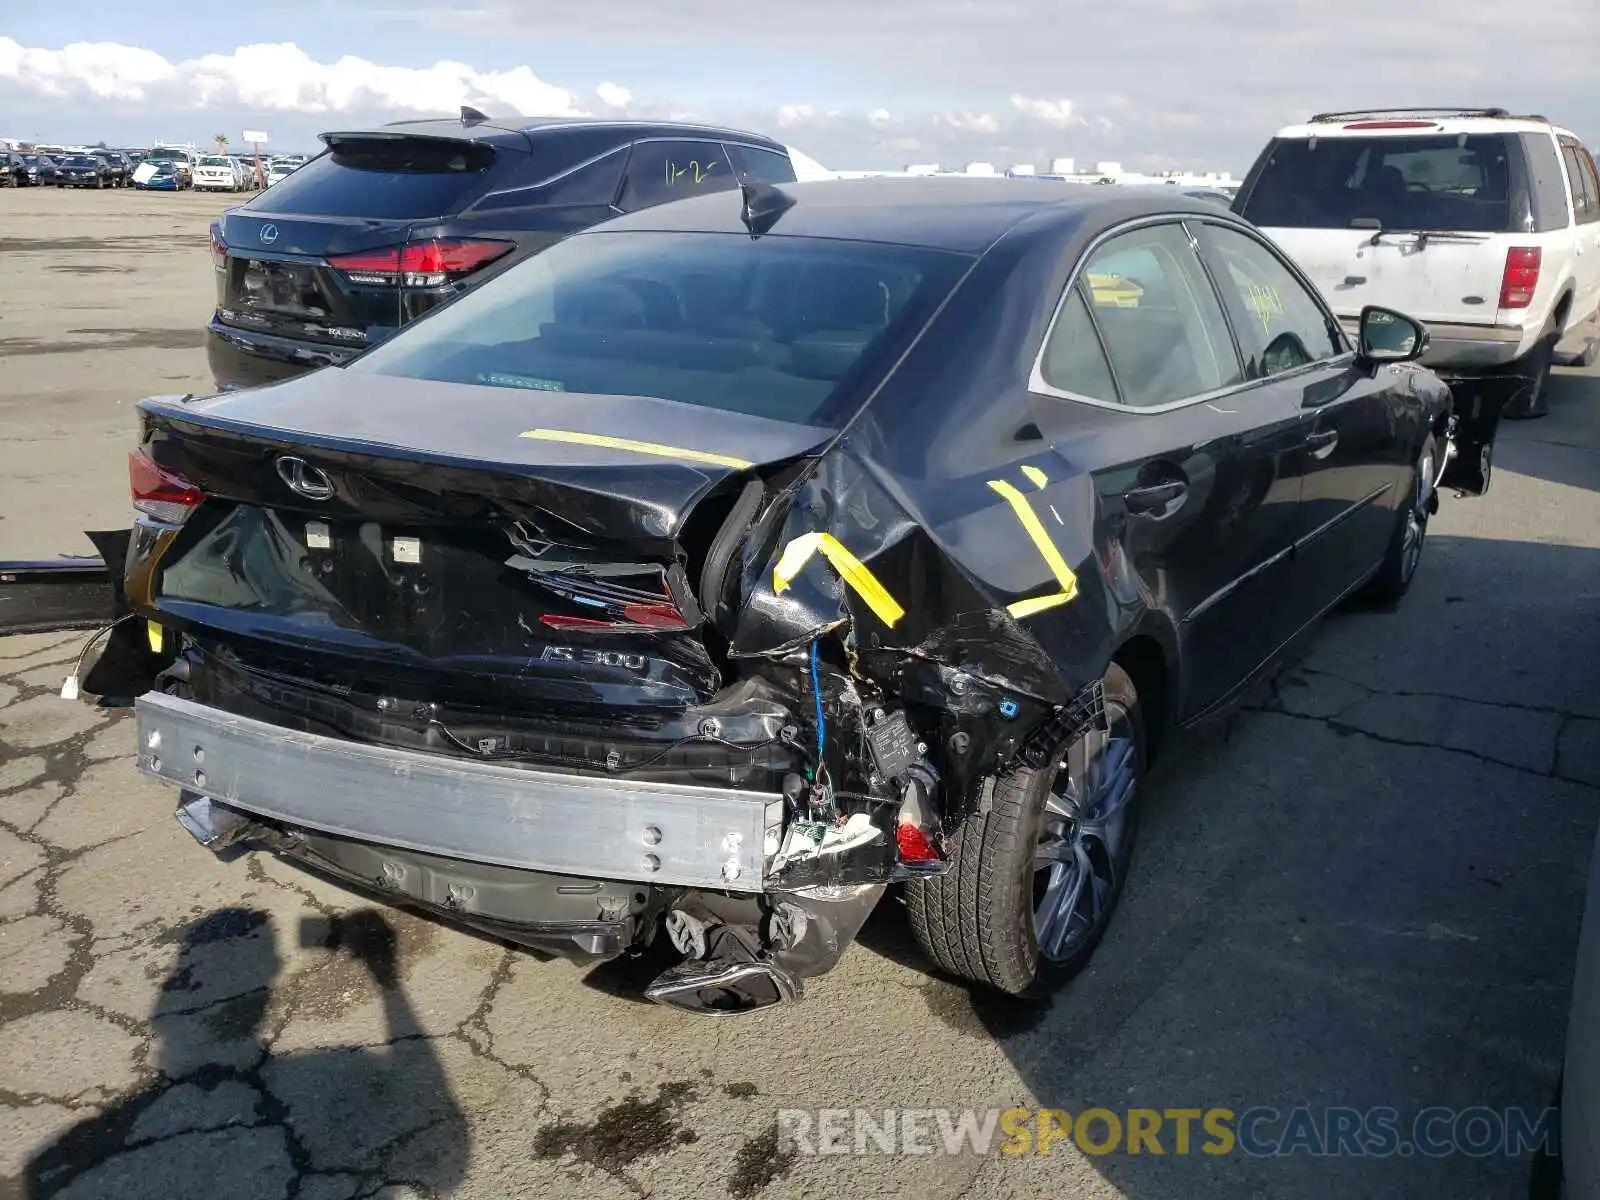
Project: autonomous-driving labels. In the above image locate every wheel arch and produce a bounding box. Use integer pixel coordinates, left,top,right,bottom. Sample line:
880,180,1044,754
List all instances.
1111,622,1178,766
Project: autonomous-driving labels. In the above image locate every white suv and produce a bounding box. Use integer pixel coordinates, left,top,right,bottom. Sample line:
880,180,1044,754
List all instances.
1235,108,1600,436
192,155,243,192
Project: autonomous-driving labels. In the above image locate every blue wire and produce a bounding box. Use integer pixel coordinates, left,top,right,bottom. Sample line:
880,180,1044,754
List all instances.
810,640,826,758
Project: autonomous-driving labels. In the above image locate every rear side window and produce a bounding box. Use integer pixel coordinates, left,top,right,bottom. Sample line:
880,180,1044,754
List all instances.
1039,287,1117,401
1084,224,1241,407
1240,134,1516,233
1560,141,1600,225
349,230,972,427
727,144,797,185
619,140,737,211
248,137,501,219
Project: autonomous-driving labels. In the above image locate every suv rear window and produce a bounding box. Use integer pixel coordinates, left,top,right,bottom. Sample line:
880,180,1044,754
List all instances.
247,136,502,219
350,230,972,427
1240,134,1516,233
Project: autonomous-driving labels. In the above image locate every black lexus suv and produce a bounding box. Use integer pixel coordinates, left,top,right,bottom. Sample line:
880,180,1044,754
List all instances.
207,112,812,390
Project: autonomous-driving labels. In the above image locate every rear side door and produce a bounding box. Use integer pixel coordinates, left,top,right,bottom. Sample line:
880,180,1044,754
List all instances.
1034,219,1306,719
1557,137,1600,340
1198,219,1420,626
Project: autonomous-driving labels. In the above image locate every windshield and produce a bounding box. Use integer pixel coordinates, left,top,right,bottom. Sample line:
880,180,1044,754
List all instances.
1240,134,1516,233
199,156,231,167
63,157,97,167
350,230,972,426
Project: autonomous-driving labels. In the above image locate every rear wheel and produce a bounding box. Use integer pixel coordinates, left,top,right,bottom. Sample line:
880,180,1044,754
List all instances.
1503,333,1555,420
907,663,1145,996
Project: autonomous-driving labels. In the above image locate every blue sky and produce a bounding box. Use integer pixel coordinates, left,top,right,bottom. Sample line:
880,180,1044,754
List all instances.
2,1,1592,171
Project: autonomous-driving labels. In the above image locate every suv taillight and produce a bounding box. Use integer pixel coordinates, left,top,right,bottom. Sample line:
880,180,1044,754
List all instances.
208,226,226,271
1499,247,1541,310
328,238,513,288
129,448,202,524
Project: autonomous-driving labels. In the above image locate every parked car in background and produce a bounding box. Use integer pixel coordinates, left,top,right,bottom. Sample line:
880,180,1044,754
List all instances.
1235,107,1600,441
193,155,244,192
0,151,24,185
54,154,113,188
264,158,298,187
99,179,1474,1014
206,110,833,389
134,161,189,191
98,151,130,187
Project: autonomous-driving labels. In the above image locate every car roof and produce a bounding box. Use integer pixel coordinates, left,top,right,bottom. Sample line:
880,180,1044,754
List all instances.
581,176,1233,253
1274,110,1579,141
342,115,786,153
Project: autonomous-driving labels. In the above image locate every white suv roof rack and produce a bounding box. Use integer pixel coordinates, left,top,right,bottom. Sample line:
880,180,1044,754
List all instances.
1307,106,1547,124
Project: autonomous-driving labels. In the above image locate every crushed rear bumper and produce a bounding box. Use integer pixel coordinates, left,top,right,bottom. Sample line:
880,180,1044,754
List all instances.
136,690,783,893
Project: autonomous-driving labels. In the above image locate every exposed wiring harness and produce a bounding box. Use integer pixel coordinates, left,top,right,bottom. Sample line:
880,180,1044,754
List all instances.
59,613,138,699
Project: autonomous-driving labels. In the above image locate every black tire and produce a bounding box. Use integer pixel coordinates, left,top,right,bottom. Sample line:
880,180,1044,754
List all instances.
906,662,1146,996
1362,446,1433,606
1503,334,1555,420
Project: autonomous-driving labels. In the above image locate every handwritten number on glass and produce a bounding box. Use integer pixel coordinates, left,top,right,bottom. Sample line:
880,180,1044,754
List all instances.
664,159,718,187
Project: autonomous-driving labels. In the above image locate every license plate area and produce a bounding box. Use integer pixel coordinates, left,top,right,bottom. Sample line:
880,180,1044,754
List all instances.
235,257,331,318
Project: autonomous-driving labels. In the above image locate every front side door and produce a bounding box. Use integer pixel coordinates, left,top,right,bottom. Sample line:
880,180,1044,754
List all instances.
1196,220,1418,632
1033,219,1306,719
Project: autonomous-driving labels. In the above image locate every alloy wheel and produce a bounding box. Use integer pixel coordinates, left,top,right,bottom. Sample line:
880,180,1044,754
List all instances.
1033,704,1138,962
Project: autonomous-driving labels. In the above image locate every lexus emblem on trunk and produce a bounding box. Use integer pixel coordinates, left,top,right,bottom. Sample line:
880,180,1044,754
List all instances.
259,223,279,245
276,456,334,501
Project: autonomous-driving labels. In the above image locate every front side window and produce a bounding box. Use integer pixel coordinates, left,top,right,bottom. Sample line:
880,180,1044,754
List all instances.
1051,222,1241,408
1202,225,1343,376
619,141,736,211
349,230,972,427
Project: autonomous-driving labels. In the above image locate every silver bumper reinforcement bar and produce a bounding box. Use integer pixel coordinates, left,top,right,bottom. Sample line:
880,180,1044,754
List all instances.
135,692,781,893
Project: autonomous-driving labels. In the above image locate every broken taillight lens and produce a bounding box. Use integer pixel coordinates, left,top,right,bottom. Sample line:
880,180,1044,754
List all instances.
896,823,942,864
129,447,203,524
1499,246,1541,310
540,601,691,634
328,238,513,288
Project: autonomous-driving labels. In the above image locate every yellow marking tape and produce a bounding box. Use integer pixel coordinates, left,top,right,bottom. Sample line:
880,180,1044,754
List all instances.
518,428,753,471
988,478,1079,619
146,621,164,653
1021,465,1048,489
772,531,905,628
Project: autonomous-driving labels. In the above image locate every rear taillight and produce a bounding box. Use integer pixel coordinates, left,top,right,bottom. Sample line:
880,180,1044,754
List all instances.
129,448,202,524
328,238,513,288
208,227,226,271
1499,247,1541,309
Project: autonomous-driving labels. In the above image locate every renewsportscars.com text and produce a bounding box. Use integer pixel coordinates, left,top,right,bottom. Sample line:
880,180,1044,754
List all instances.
776,1105,1560,1158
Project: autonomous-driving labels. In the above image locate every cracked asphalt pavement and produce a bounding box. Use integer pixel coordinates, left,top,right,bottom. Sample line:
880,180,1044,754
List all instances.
2,188,1599,1199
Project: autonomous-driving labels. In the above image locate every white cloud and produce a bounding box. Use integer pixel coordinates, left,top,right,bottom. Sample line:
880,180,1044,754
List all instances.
776,103,818,127
937,110,999,134
1009,94,1083,128
0,36,591,118
595,81,631,109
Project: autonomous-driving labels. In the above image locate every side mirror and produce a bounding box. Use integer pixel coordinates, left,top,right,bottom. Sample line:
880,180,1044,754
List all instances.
1357,305,1428,364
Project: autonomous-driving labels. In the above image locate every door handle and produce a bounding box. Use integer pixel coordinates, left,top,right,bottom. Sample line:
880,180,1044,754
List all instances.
1122,479,1188,517
1306,428,1339,459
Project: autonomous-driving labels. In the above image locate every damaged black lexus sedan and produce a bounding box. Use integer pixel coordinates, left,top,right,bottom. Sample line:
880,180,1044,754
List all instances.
94,177,1482,1013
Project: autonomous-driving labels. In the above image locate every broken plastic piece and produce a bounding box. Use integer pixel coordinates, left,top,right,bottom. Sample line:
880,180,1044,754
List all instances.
769,813,881,874
59,674,80,701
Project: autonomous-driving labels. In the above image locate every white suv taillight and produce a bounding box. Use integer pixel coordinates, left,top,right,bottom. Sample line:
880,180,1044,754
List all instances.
129,447,202,524
1498,246,1541,310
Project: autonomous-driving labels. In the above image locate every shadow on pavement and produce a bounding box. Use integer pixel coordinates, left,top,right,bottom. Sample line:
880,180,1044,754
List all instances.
1493,368,1600,494
23,908,468,1200
862,532,1599,1199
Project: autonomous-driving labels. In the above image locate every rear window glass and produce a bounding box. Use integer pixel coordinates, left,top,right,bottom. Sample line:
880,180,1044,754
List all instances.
248,137,500,219
350,231,972,427
1241,134,1515,233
